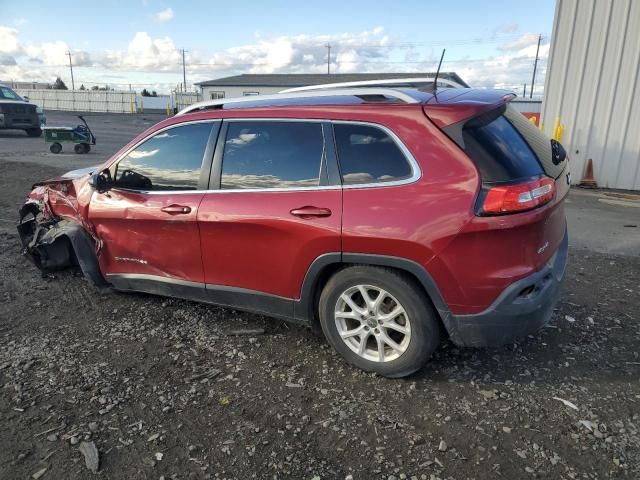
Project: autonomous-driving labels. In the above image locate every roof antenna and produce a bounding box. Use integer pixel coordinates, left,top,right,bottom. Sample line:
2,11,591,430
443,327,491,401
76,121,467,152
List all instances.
433,48,446,89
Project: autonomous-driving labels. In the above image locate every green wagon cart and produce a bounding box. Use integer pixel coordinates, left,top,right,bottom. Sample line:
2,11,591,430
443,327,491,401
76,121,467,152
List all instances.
44,115,96,154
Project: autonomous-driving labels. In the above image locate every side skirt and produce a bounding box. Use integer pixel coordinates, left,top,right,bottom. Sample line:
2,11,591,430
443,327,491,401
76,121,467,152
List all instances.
106,273,303,324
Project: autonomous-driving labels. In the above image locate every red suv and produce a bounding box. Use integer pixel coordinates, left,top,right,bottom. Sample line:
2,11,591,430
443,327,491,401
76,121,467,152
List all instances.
18,81,569,377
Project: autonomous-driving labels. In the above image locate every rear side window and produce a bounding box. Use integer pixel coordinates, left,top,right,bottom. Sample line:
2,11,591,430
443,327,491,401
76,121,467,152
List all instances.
115,122,213,190
221,121,323,189
462,109,543,183
333,124,412,185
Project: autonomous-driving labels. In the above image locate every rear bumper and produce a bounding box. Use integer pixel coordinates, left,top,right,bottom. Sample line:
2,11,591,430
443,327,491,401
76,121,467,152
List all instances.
443,228,568,347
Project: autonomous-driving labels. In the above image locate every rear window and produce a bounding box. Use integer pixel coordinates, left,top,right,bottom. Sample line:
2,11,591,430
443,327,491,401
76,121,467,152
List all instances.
462,107,543,183
461,104,566,183
333,123,412,185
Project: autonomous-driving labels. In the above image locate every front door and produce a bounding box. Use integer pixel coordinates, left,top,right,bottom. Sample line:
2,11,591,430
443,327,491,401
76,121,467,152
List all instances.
89,121,219,291
197,120,342,314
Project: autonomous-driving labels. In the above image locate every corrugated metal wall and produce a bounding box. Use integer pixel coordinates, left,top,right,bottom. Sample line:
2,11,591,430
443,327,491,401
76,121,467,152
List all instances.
542,0,640,190
16,89,137,113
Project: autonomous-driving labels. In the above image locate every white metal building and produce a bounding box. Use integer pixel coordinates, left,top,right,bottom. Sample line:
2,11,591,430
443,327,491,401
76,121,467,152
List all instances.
542,0,640,190
196,73,469,101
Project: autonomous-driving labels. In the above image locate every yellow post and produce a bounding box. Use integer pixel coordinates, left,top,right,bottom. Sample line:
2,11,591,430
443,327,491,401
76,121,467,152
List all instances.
130,98,134,114
139,98,143,113
528,116,537,125
166,103,171,116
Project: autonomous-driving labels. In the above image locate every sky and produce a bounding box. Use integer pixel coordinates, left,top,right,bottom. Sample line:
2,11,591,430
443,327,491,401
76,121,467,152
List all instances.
0,0,556,95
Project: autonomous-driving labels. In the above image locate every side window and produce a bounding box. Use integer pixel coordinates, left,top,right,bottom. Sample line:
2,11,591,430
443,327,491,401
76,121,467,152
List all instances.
221,121,323,189
114,122,213,191
333,123,412,185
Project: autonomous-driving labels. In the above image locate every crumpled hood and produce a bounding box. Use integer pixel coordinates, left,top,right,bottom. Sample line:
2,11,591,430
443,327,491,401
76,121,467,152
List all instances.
32,165,100,188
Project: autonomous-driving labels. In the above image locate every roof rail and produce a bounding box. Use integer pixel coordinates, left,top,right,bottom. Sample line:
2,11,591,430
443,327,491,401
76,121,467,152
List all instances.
280,76,467,93
176,87,421,115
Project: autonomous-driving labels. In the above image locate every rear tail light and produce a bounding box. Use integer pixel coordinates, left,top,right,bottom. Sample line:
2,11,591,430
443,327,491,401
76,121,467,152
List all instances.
480,176,555,215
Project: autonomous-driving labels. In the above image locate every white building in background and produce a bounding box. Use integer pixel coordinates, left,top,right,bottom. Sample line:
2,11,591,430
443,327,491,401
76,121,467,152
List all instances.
542,0,640,190
195,73,469,101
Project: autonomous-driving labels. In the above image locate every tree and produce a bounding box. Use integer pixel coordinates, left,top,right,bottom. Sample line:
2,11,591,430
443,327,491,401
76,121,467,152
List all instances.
52,77,68,90
141,88,151,97
91,85,99,91
79,84,86,90
151,91,157,97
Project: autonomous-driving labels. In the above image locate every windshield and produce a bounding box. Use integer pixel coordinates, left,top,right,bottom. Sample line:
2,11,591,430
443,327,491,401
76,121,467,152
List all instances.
0,86,24,101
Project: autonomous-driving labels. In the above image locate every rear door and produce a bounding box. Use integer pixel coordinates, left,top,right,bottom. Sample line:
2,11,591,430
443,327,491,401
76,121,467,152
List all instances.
197,119,341,313
89,121,219,290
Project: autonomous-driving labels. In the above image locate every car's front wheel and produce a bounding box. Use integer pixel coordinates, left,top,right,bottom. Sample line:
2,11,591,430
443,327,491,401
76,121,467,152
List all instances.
26,128,42,137
318,266,441,378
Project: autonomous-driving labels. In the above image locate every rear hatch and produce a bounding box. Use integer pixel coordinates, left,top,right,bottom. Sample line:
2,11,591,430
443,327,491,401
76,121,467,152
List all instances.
423,91,570,310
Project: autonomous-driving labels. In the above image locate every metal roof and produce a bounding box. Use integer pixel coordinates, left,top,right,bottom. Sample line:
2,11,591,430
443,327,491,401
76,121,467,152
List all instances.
195,72,469,88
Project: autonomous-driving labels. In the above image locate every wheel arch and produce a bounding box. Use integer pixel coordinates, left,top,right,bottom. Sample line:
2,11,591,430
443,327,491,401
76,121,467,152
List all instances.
296,253,452,330
17,206,107,286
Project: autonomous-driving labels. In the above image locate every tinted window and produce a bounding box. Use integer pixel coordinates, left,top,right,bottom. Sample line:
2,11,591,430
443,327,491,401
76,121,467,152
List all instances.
333,124,412,185
221,121,323,189
0,86,22,100
503,105,565,179
115,122,212,191
462,108,543,182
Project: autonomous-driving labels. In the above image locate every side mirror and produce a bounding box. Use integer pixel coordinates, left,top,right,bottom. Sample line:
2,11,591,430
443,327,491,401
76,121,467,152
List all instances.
88,171,112,193
23,96,30,102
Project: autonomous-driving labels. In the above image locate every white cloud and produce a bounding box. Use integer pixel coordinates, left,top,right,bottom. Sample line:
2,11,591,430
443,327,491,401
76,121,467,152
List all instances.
103,32,181,71
0,26,549,95
154,8,174,23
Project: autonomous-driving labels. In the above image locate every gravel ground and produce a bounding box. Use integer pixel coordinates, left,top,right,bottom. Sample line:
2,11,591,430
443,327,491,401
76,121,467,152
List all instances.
1,153,639,479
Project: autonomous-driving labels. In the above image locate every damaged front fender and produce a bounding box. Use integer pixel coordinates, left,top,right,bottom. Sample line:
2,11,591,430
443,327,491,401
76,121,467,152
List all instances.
17,201,107,286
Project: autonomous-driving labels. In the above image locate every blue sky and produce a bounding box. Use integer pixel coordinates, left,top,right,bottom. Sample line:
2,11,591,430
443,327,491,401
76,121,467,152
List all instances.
1,0,556,94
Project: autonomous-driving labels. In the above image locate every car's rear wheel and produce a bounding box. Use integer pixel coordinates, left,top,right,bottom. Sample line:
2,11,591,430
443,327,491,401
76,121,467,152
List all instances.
49,142,62,154
318,266,441,378
74,143,86,154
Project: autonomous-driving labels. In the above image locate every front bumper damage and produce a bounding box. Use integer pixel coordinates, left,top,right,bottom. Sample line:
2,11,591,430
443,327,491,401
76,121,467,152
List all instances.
17,201,106,286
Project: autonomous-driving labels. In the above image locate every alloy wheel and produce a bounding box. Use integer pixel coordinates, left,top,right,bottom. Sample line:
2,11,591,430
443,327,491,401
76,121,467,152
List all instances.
334,284,412,362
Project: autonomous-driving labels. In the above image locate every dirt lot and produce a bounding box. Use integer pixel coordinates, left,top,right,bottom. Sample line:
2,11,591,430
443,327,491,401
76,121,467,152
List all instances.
1,114,639,480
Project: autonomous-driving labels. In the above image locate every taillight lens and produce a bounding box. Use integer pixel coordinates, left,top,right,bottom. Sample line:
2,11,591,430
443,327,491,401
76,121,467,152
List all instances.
481,177,555,215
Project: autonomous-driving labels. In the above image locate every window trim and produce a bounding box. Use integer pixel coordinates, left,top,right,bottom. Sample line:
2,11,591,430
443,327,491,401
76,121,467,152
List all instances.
331,120,421,189
107,119,220,194
106,118,422,195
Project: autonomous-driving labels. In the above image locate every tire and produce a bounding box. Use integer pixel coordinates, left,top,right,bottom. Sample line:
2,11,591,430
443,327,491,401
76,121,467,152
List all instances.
74,144,86,154
26,128,42,137
318,266,441,378
84,144,91,153
49,143,62,154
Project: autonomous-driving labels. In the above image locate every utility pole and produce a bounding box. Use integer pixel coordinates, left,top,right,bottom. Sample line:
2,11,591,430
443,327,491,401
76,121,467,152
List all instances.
66,51,75,90
523,83,527,97
530,34,542,98
325,43,331,75
181,49,188,92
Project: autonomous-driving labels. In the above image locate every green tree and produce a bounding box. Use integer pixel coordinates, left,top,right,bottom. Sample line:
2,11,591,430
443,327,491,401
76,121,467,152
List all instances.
52,77,68,90
141,88,151,97
79,84,86,90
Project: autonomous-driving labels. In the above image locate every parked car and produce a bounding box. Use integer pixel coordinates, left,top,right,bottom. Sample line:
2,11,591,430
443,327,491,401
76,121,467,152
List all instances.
0,85,46,137
17,82,570,377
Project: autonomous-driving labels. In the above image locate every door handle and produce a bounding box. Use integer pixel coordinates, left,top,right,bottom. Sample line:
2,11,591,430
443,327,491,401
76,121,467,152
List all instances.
290,206,332,218
161,204,192,215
